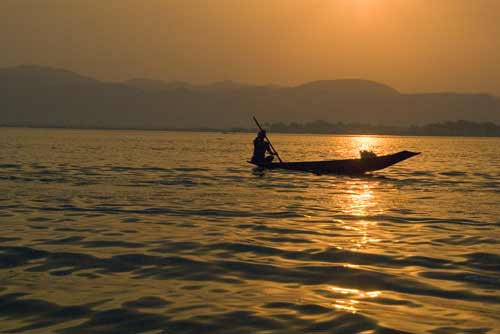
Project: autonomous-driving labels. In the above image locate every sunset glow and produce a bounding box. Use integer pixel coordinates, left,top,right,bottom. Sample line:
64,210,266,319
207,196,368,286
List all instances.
353,136,380,154
1,1,499,333
1,1,499,94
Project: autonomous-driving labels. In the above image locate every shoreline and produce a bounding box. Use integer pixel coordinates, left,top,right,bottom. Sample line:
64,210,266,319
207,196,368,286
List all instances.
2,124,500,138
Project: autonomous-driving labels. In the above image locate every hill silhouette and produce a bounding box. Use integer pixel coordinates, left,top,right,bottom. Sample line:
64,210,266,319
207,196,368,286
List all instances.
1,65,499,129
1,65,98,88
125,78,195,92
295,79,400,98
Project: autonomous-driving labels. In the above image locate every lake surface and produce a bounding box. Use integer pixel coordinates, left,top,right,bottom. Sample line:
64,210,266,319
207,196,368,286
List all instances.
1,128,499,334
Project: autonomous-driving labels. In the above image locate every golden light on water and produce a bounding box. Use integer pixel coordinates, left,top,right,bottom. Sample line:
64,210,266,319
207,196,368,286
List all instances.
330,287,382,313
347,182,375,216
323,166,383,313
330,172,382,252
334,300,358,313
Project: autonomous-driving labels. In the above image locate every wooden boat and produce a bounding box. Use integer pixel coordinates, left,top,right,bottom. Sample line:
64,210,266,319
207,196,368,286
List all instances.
249,150,420,174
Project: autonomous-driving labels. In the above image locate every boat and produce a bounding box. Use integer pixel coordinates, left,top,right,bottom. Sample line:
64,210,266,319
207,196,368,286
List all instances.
249,150,420,174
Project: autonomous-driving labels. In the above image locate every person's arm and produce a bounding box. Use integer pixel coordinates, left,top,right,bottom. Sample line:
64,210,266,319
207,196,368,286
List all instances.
265,141,274,155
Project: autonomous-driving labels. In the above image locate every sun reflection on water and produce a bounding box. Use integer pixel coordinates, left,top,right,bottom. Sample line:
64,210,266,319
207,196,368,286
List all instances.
335,180,382,251
323,156,385,313
330,287,382,313
346,181,376,216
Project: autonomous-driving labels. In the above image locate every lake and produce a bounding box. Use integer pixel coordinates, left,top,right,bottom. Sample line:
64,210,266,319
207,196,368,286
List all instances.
1,128,499,334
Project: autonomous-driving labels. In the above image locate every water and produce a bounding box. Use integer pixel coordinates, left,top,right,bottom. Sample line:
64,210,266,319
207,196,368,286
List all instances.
1,128,499,334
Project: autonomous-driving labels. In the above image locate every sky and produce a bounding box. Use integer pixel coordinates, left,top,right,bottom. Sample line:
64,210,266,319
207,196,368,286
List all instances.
1,0,500,95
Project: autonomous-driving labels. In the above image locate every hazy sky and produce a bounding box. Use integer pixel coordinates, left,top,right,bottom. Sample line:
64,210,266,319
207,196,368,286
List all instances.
2,0,500,94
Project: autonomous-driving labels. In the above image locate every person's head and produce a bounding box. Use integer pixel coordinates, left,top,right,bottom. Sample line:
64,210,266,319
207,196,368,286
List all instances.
258,130,266,138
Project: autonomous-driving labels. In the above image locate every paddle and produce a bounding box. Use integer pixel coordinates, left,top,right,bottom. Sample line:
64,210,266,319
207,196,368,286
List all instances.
253,116,283,163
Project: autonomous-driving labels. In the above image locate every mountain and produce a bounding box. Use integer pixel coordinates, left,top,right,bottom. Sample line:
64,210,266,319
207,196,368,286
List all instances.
294,79,400,98
124,78,259,93
1,65,499,129
1,65,98,88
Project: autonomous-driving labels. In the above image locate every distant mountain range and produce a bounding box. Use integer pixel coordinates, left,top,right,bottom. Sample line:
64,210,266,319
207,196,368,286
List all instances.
1,65,499,129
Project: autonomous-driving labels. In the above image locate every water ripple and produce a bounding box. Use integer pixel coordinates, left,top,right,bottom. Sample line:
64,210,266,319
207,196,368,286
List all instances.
1,130,499,333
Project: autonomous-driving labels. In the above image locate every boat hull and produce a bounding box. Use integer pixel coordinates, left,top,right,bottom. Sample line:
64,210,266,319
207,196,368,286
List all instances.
249,150,420,174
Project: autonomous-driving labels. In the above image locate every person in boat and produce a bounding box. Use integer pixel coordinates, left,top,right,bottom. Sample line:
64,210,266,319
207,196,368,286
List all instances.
251,130,275,164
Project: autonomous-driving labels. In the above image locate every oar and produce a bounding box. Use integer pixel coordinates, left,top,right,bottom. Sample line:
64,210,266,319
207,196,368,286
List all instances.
253,116,283,163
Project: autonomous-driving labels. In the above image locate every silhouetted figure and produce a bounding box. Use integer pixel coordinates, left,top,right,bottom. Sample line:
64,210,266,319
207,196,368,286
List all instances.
251,130,274,164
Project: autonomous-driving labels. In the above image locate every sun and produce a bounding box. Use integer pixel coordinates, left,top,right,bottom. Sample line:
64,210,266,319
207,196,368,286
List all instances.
336,0,381,17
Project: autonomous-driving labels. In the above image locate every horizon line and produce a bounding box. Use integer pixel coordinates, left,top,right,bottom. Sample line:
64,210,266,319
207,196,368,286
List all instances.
2,120,499,138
